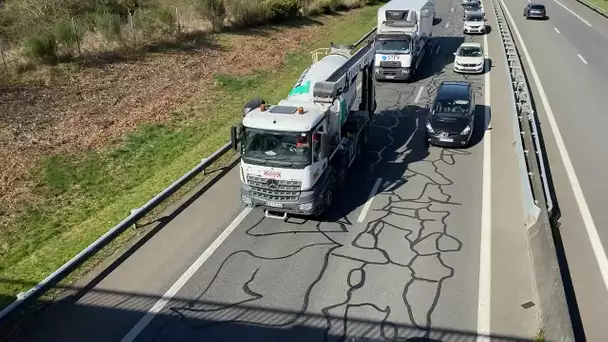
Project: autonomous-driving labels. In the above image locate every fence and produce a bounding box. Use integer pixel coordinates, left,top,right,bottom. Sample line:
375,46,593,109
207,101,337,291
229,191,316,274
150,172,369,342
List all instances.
0,27,377,328
490,0,574,340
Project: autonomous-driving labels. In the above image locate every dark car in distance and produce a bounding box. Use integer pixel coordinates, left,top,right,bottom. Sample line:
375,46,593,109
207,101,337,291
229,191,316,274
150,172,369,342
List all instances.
425,81,476,147
524,3,547,19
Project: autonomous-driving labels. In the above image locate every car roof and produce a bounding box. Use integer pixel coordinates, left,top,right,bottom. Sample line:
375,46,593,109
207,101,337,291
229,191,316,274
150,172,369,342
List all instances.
466,11,484,16
436,82,471,100
459,42,482,48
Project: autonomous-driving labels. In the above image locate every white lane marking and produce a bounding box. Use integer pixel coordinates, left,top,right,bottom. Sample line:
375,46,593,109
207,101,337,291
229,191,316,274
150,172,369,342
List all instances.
527,0,531,3
436,45,441,54
414,86,425,103
121,207,253,342
477,9,492,339
577,53,587,64
554,27,560,34
500,0,608,295
357,178,383,223
446,22,450,29
553,0,592,26
452,7,455,12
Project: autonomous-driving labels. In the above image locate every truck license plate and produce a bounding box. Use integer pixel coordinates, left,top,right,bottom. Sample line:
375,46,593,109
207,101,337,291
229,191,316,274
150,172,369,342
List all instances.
386,75,395,79
439,138,454,142
266,202,283,208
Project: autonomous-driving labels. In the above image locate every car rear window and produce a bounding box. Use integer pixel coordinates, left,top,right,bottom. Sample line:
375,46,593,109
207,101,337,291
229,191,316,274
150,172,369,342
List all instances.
531,5,545,9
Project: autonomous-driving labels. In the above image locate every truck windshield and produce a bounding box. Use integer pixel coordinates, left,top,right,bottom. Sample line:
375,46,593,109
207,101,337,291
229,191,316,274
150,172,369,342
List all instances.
241,128,311,168
376,39,411,54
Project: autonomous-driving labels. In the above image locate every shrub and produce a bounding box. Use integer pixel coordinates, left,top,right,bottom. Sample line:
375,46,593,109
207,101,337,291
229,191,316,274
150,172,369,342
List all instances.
196,0,226,32
302,0,344,15
136,7,178,39
24,31,58,63
92,10,123,43
262,0,301,22
54,18,86,56
225,0,301,27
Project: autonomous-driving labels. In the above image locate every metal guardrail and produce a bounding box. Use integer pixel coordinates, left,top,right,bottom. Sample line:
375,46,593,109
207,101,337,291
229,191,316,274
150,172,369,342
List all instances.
490,0,574,340
575,0,608,17
0,28,377,328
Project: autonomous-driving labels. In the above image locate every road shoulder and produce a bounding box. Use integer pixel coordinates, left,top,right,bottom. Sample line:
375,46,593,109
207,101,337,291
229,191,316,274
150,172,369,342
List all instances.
484,4,540,338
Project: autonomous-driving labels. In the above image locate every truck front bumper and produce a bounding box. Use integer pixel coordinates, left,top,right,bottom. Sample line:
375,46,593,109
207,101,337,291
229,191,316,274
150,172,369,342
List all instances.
240,185,321,216
374,67,412,81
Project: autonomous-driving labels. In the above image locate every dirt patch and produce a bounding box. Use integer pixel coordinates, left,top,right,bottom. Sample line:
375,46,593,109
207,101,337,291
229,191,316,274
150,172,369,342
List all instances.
0,16,331,214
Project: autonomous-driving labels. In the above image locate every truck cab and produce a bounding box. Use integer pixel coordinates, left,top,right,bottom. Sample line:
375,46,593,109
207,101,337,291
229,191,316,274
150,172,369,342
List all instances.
374,0,434,82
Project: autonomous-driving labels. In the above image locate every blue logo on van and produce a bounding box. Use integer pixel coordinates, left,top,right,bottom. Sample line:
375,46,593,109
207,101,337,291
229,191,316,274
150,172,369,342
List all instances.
381,55,387,60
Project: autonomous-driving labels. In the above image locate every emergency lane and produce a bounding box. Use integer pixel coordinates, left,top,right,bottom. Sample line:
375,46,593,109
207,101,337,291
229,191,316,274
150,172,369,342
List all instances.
499,0,608,339
9,0,539,341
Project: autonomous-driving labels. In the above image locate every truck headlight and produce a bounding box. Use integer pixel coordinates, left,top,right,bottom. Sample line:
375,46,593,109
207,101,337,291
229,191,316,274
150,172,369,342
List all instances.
460,125,471,135
242,195,252,205
298,202,314,211
426,123,435,133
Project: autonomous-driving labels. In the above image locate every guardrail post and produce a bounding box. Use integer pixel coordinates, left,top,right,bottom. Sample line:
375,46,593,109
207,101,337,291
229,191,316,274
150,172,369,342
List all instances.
130,208,141,229
201,158,208,175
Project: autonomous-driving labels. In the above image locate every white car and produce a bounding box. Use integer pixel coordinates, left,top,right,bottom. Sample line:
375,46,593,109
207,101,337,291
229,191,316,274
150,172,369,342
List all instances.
463,11,486,34
453,42,485,74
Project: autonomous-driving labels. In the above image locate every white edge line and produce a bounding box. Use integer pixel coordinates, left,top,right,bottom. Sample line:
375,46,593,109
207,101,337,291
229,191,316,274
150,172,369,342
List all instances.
414,86,425,103
476,7,492,339
446,22,450,29
120,207,253,342
577,53,587,64
553,0,592,26
553,27,560,34
500,0,608,292
357,178,382,223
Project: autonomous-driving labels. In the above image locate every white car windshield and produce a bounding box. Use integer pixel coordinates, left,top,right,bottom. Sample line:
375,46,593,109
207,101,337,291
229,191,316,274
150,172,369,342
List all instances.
458,47,482,57
466,15,484,21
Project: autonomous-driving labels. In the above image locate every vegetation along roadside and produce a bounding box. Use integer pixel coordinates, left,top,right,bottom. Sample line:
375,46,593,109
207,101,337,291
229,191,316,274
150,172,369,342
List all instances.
0,0,382,313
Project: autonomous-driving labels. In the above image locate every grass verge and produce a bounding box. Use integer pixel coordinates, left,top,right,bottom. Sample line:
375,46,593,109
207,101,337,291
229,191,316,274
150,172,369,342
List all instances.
585,0,608,11
0,4,379,312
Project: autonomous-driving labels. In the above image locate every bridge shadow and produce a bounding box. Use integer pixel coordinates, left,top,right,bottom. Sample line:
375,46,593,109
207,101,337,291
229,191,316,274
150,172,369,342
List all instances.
0,279,535,342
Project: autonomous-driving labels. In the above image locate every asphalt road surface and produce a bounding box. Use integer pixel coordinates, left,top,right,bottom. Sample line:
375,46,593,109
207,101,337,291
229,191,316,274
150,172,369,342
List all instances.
498,0,608,339
9,1,540,341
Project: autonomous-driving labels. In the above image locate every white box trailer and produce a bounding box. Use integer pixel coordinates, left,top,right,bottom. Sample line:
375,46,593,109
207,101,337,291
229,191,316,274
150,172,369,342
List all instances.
374,0,435,82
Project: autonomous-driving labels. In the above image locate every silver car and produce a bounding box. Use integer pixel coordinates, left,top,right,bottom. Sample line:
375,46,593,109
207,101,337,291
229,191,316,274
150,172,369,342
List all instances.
524,3,548,20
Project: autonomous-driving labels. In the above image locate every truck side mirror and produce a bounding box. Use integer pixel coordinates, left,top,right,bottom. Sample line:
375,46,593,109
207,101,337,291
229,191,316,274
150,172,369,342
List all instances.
231,124,243,151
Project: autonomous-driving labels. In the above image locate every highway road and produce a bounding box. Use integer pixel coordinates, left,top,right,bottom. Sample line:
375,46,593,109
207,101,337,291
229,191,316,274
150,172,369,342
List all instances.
8,1,540,341
498,0,608,340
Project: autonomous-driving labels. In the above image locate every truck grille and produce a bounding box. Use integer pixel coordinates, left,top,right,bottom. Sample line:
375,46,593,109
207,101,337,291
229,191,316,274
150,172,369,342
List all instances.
246,175,302,202
461,63,478,67
380,61,401,68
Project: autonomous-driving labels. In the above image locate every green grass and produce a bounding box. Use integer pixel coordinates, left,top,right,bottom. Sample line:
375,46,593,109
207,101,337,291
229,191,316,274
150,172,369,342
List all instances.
0,4,380,310
586,0,608,11
533,330,545,342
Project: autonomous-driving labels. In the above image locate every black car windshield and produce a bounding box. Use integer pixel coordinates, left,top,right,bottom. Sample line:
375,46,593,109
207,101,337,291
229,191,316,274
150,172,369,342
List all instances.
458,46,482,57
433,99,471,117
241,128,311,168
376,39,411,54
531,4,545,9
466,14,484,21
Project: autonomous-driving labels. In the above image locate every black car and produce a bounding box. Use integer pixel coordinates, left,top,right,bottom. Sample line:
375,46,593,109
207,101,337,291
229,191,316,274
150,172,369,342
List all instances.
425,81,476,147
524,3,547,19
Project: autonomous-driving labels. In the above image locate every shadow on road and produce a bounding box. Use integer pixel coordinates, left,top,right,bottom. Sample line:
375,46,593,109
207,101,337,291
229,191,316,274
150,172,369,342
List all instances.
0,279,536,342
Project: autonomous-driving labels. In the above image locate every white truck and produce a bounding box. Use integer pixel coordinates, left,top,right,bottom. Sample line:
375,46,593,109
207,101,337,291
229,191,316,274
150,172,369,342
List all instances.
231,38,377,220
374,0,435,82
